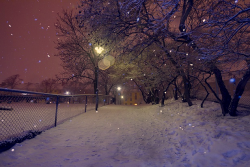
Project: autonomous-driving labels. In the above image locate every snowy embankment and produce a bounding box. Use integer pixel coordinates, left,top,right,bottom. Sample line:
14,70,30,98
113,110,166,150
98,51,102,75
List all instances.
0,99,250,167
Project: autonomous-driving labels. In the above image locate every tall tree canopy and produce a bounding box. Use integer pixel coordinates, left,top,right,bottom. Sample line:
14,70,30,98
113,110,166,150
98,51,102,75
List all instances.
76,0,250,115
55,9,116,94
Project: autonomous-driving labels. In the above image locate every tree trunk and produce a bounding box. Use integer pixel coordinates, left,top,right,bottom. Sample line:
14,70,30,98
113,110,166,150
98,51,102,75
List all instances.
94,67,98,94
174,81,178,100
182,75,192,106
94,67,99,111
161,76,179,106
161,92,165,107
190,75,210,108
132,80,148,103
212,65,231,116
229,68,250,116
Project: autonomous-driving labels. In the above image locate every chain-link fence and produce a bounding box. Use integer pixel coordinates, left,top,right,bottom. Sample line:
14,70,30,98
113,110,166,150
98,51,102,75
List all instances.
0,88,111,152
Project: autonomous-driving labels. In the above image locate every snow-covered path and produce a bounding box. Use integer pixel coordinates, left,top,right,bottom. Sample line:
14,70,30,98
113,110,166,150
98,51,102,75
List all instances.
0,100,250,167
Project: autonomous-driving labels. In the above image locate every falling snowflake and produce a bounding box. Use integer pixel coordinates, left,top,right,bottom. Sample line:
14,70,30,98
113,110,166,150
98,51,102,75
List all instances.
229,78,235,83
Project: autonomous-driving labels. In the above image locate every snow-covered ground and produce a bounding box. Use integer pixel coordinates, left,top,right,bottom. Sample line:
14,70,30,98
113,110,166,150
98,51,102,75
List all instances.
0,99,250,167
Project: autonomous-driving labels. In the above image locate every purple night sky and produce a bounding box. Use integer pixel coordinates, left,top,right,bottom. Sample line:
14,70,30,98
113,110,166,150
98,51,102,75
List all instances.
0,0,80,83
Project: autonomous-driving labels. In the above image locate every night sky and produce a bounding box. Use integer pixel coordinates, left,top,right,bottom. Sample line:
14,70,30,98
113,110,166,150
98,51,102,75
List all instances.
0,0,80,83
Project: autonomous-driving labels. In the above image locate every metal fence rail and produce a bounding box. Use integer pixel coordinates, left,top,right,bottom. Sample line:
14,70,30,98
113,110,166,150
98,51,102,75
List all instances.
0,88,111,152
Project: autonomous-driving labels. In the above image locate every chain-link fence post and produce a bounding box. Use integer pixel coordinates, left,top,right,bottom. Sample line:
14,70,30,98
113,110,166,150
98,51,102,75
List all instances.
85,96,87,113
54,96,59,127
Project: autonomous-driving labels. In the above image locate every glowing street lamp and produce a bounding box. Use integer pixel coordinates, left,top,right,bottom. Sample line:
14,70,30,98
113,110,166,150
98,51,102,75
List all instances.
95,47,104,54
116,86,122,104
65,91,70,95
95,46,104,112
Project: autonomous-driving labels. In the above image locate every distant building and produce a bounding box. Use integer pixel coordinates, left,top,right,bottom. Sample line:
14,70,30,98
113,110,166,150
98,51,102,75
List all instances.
122,91,144,105
115,83,144,105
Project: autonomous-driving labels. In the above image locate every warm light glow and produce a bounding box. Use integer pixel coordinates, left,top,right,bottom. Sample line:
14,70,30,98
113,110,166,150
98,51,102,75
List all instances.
95,46,104,54
65,91,70,95
121,96,124,99
134,104,137,106
117,87,121,91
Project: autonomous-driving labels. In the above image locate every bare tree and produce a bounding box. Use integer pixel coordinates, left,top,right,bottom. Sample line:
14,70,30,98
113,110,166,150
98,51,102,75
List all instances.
25,82,33,91
40,78,57,93
0,74,22,89
55,9,114,94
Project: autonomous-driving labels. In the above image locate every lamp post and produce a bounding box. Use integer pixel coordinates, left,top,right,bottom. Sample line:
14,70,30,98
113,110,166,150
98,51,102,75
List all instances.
95,46,104,112
117,86,121,105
